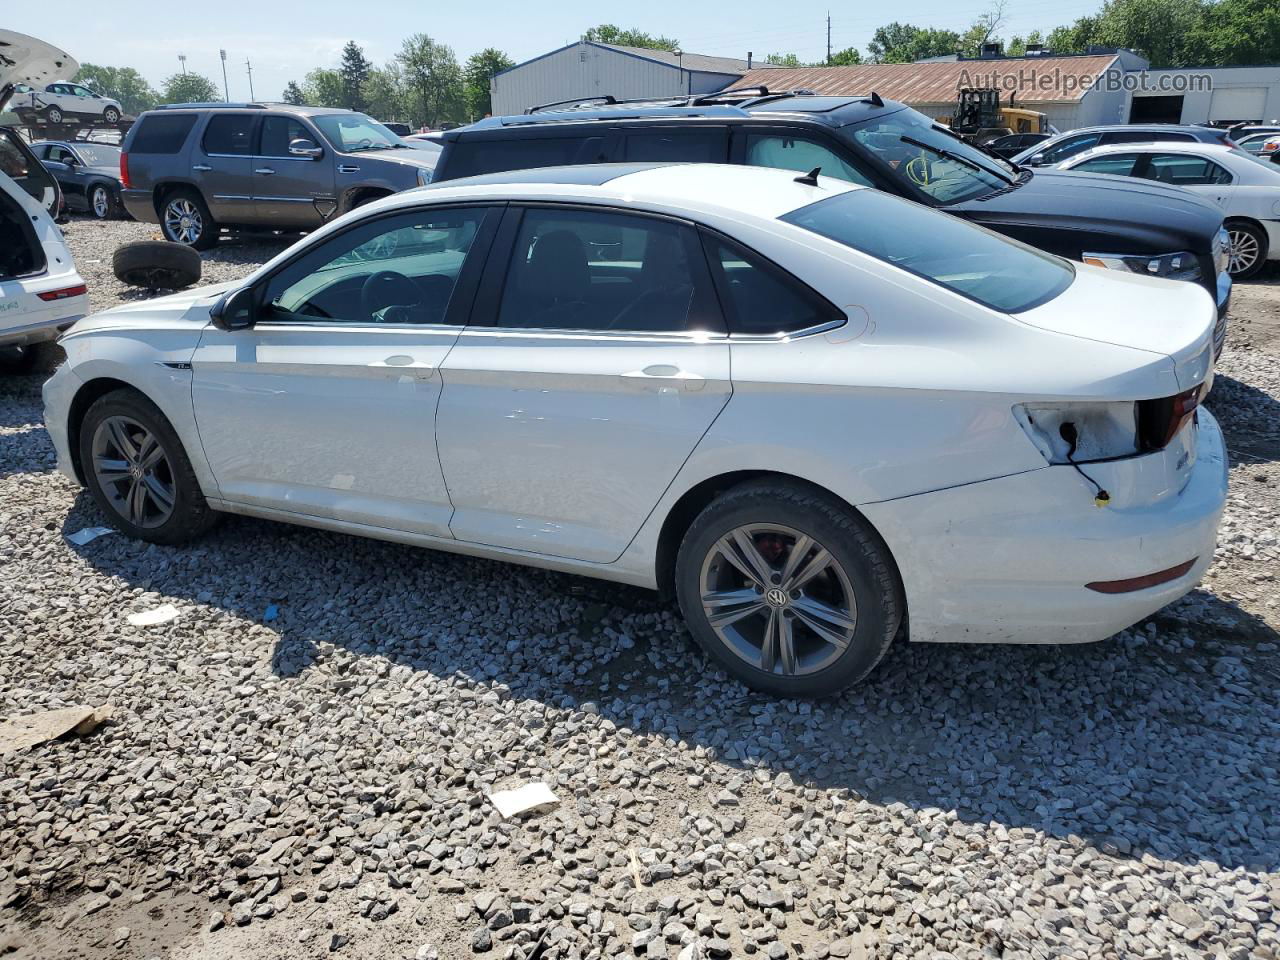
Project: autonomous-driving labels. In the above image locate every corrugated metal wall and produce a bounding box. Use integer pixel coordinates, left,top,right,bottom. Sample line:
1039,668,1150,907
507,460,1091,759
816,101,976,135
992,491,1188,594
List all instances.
491,42,738,116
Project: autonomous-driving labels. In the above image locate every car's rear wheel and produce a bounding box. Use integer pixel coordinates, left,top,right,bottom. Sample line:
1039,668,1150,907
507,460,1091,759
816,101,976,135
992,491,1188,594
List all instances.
90,184,114,220
103,106,121,124
1226,220,1267,280
161,190,218,250
80,389,220,545
45,106,63,124
675,480,902,697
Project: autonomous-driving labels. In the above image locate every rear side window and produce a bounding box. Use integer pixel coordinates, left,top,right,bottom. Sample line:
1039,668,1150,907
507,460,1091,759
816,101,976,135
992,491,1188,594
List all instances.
445,137,605,178
781,189,1073,313
202,115,256,156
624,129,728,162
1142,154,1233,186
704,235,840,335
130,114,197,154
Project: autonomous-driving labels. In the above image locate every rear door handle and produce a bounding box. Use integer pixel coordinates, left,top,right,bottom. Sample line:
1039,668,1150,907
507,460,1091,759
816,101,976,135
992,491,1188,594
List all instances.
371,356,435,379
255,167,275,175
192,164,212,172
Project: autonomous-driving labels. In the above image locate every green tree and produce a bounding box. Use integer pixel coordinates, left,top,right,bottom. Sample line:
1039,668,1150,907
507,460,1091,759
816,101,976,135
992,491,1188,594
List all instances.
958,0,1010,57
364,65,409,123
1090,0,1206,67
765,52,802,67
868,23,961,62
397,34,464,128
1046,16,1101,53
829,47,864,65
339,41,372,111
303,68,344,108
464,48,514,119
281,81,308,105
1183,0,1280,65
160,72,220,105
74,64,158,115
581,24,680,51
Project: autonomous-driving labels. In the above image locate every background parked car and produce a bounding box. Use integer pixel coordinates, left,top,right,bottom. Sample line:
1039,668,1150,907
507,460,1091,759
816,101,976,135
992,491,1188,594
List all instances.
984,131,1051,159
12,81,123,126
1011,124,1236,167
119,103,438,249
1057,141,1280,280
31,140,125,219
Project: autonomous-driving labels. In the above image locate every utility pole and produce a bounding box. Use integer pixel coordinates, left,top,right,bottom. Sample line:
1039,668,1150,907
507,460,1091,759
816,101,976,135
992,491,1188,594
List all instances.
178,54,187,75
827,12,832,64
245,59,255,101
219,49,229,102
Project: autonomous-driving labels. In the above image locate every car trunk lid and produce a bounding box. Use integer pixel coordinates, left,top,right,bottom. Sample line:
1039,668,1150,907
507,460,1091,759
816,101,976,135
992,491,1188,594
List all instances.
0,30,78,112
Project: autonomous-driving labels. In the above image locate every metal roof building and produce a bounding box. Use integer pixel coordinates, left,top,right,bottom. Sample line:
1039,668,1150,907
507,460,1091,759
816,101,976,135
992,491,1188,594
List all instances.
491,41,781,116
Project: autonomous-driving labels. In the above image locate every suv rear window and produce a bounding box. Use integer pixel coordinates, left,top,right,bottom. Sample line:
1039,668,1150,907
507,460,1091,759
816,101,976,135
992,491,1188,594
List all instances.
781,189,1073,313
445,137,605,178
131,114,197,154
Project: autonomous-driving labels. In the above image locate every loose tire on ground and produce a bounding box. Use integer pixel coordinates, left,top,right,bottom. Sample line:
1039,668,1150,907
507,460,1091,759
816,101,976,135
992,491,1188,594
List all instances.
78,389,220,545
112,240,202,290
675,479,903,698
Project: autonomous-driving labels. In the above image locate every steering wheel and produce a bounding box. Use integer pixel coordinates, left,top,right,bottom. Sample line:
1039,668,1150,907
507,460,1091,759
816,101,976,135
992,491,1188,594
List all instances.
360,270,423,322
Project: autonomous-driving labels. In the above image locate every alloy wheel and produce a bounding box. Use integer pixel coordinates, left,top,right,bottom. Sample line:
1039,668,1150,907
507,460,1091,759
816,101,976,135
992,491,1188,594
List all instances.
164,199,203,246
92,186,109,219
1228,227,1260,276
698,523,857,677
91,416,176,528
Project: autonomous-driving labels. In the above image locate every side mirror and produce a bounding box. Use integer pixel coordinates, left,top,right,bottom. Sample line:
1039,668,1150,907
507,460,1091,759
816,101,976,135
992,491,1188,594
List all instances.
288,138,324,159
1027,152,1047,166
64,156,79,167
210,286,258,331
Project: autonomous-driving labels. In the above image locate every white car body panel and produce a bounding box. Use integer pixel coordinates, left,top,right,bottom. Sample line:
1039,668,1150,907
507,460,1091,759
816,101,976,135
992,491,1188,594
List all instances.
43,164,1228,647
0,170,86,348
1059,142,1280,262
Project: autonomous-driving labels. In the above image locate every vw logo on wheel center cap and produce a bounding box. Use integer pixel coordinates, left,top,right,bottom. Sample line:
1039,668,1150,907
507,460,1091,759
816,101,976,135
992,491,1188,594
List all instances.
765,588,788,607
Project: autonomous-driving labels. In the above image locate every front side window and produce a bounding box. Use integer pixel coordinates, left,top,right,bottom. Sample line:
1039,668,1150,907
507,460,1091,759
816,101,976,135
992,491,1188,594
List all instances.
1038,133,1100,164
497,208,718,333
311,113,405,154
1142,154,1232,186
260,116,313,157
72,86,96,98
202,114,255,156
745,134,872,186
264,208,488,324
46,145,75,164
705,236,839,336
845,108,1015,204
1071,153,1141,177
781,189,1073,313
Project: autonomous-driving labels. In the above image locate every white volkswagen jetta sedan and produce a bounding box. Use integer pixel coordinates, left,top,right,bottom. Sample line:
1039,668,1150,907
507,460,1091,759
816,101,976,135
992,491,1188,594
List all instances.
43,163,1227,696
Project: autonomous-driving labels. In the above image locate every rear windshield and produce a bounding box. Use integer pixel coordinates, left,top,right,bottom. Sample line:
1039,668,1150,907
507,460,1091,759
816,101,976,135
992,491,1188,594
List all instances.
131,114,197,154
781,189,1074,313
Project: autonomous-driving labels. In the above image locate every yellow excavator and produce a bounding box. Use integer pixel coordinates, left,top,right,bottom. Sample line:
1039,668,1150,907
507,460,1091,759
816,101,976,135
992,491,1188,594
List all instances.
939,88,1049,143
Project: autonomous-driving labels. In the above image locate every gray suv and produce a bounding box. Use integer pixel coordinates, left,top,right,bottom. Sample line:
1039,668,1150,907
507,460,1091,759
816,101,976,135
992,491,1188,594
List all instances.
120,103,438,249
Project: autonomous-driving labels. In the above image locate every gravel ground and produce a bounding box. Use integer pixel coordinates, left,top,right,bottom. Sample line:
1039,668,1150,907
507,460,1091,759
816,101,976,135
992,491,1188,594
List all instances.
1,218,1278,960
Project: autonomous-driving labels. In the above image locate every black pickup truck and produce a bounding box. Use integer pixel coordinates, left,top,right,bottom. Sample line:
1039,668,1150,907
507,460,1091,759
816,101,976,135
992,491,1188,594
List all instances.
432,90,1230,356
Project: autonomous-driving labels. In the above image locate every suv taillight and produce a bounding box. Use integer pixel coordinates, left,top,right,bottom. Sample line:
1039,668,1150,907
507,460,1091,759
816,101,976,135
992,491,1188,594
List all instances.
120,151,130,189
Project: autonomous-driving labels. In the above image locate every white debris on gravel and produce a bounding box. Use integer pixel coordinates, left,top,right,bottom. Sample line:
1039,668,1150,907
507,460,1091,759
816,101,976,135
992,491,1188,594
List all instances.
0,220,1277,960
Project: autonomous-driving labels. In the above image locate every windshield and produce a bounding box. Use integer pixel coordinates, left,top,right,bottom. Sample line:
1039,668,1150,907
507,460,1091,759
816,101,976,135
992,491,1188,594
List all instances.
76,144,120,166
312,113,407,154
781,189,1073,313
846,108,1017,204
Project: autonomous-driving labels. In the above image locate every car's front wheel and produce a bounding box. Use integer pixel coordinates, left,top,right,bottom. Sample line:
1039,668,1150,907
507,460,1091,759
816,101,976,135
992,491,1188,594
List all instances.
45,105,63,124
80,389,220,545
675,480,903,698
161,190,218,250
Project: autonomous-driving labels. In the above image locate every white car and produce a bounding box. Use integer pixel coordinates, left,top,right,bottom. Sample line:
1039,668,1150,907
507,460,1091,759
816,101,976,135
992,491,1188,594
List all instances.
1056,141,1280,280
0,33,88,370
43,163,1227,696
13,82,123,126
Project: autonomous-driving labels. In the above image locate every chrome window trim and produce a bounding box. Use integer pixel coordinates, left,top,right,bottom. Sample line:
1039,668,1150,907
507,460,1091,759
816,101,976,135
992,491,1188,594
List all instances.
248,321,467,333
727,317,848,342
457,326,730,343
254,196,316,203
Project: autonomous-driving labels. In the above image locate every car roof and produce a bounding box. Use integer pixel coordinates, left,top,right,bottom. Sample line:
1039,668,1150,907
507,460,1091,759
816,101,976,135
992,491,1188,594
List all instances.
452,93,906,137
146,102,357,117
1070,141,1238,159
1064,123,1221,135
410,161,862,223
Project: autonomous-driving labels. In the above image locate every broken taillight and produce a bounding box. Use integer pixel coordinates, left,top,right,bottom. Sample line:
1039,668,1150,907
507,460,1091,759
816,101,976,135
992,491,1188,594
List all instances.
1137,386,1201,452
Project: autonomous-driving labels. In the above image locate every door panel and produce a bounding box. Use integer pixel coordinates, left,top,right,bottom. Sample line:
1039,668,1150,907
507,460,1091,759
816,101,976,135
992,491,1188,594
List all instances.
437,332,730,561
198,114,258,223
253,115,332,227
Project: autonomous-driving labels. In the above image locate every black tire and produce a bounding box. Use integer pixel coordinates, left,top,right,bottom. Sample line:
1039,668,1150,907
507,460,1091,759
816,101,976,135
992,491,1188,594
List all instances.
79,389,220,545
103,106,121,124
45,106,63,124
159,188,218,250
113,240,202,289
0,345,38,375
675,480,903,698
89,183,117,220
1226,220,1268,281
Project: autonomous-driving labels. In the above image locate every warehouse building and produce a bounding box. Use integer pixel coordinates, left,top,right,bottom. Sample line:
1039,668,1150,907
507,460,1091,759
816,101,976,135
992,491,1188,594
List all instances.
491,41,780,116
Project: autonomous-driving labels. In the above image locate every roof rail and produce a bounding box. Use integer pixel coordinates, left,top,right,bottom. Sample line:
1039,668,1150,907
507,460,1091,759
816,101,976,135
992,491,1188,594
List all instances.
153,102,268,110
701,86,773,102
526,95,617,114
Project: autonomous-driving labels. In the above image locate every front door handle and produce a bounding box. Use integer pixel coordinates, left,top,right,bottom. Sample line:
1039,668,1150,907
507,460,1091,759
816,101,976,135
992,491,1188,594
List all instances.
370,356,435,379
621,364,706,391
255,167,275,175
192,163,212,172
338,164,360,174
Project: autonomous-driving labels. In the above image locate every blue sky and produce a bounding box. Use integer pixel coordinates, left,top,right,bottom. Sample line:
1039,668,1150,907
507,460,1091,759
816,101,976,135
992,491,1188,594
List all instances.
9,0,1107,103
